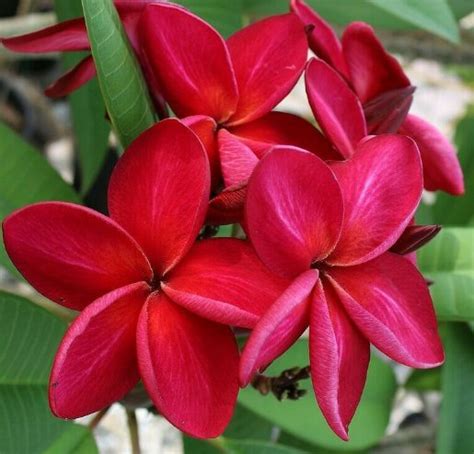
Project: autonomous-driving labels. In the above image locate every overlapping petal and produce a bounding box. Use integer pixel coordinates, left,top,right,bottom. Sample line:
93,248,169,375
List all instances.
305,58,367,158
391,224,441,256
3,202,152,310
163,238,290,328
137,293,239,438
140,3,238,122
327,135,422,266
49,282,149,418
108,119,210,276
246,147,343,278
399,114,464,195
207,183,247,225
226,13,307,125
310,280,369,441
239,269,318,386
327,253,444,367
342,22,410,103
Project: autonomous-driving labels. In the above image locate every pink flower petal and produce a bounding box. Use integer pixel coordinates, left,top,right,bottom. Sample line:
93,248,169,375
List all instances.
327,252,444,368
246,147,343,278
45,55,96,98
1,18,89,53
108,119,210,276
305,58,367,158
390,224,441,256
310,280,369,441
399,114,464,195
49,282,149,418
240,269,318,386
342,22,410,103
226,13,307,125
290,0,349,79
164,238,290,329
228,111,338,161
207,183,247,225
137,293,239,438
327,135,423,266
140,3,238,122
3,202,152,310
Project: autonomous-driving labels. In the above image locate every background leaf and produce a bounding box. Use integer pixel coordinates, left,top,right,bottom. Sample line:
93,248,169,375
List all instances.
418,228,474,321
0,122,80,276
81,0,155,148
405,367,442,392
0,291,97,454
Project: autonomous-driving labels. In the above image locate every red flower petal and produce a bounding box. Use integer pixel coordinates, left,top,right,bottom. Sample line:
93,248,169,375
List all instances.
0,18,89,53
327,135,422,266
44,55,96,98
226,13,307,125
399,114,465,195
108,119,210,276
327,253,444,368
137,293,239,438
49,282,149,418
246,147,343,278
305,58,367,158
140,3,238,122
240,270,318,386
206,183,247,225
290,0,349,79
390,224,441,256
3,202,152,310
310,280,369,441
228,111,338,161
164,238,290,329
342,22,410,103
218,129,259,187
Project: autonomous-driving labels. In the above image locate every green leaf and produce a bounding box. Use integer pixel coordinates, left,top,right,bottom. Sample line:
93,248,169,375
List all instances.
81,0,155,148
368,0,459,43
437,323,474,454
176,0,243,37
238,340,397,451
54,0,110,194
0,291,97,454
405,367,442,392
0,122,80,276
417,228,474,321
432,108,474,226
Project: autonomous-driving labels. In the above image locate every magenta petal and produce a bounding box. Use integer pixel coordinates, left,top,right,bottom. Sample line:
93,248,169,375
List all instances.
290,0,349,79
310,280,369,440
327,252,444,368
163,238,290,329
399,114,464,195
49,282,149,418
3,202,152,310
45,55,96,98
206,183,247,225
390,224,441,256
140,3,238,122
226,13,308,125
137,293,239,438
327,134,423,266
342,22,410,103
1,18,89,53
305,58,367,158
108,119,210,276
246,147,343,278
239,269,318,386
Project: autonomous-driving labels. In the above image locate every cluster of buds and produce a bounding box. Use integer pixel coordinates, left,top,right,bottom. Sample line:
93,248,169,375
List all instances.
1,0,463,441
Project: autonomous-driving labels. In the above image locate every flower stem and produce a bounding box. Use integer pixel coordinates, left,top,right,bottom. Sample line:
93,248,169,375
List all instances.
127,409,141,454
88,407,110,430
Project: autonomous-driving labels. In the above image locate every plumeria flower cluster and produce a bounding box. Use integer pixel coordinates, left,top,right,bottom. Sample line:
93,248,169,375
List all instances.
1,0,463,441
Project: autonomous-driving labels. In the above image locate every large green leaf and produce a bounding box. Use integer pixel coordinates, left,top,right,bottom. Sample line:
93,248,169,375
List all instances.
437,323,474,454
81,0,155,148
54,0,110,195
432,108,474,226
238,340,397,451
0,291,97,454
0,122,80,276
418,228,474,321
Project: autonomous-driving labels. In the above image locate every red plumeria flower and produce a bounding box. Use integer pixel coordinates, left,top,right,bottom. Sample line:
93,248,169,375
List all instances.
292,0,464,196
2,119,288,438
239,139,444,440
139,3,338,217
